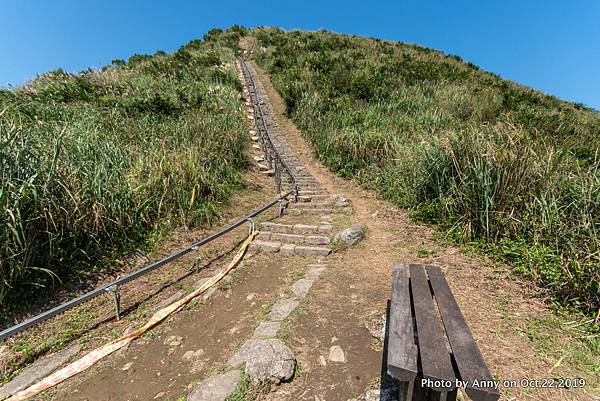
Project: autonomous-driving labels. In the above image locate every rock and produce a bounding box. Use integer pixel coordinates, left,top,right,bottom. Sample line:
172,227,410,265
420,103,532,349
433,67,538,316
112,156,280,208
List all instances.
187,370,241,401
252,321,281,338
182,349,204,362
330,194,350,207
365,315,387,342
203,287,217,300
227,339,295,383
269,298,299,321
0,344,82,398
164,335,183,348
333,224,366,248
305,266,327,280
289,279,314,298
257,163,269,171
362,387,399,401
319,355,327,366
328,346,346,363
155,290,185,311
122,362,133,371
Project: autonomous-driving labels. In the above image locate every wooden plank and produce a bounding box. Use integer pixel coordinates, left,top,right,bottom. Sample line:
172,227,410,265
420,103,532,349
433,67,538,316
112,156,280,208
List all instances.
409,264,456,391
426,265,500,401
387,263,418,382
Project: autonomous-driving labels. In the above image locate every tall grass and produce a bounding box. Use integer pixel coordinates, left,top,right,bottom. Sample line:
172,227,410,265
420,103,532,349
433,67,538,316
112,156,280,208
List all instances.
0,33,248,317
251,28,599,314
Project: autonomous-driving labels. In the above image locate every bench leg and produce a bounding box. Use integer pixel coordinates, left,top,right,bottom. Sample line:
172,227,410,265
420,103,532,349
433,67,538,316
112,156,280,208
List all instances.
398,380,414,401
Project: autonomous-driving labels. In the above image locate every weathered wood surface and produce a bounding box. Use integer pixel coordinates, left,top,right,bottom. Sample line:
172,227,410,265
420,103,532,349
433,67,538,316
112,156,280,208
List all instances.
426,266,500,401
409,264,456,391
387,263,418,383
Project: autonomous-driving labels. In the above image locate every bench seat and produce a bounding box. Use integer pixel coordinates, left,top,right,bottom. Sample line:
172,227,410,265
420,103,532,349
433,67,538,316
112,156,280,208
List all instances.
387,263,500,401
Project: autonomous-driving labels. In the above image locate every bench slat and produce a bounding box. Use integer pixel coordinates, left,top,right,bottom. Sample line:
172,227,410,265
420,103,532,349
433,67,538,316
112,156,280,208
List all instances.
426,266,500,401
387,263,418,381
409,264,456,391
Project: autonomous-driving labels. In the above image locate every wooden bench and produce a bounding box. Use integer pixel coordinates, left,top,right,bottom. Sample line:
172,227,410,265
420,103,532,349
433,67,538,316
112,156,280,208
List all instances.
387,263,500,401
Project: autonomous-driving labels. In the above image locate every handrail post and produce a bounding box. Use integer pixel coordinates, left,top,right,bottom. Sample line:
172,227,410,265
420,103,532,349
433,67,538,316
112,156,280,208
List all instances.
106,284,122,321
246,217,256,235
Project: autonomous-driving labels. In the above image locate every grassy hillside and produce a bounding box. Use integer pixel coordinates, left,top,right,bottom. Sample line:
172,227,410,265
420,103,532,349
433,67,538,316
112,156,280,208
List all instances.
0,30,248,317
250,28,599,315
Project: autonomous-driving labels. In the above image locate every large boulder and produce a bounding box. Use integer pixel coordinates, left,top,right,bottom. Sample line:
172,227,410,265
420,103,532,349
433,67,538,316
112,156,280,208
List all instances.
227,339,295,383
333,224,366,248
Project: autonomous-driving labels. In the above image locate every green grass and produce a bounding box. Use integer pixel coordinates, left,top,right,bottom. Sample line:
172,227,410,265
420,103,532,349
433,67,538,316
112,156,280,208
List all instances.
249,27,599,316
0,28,250,323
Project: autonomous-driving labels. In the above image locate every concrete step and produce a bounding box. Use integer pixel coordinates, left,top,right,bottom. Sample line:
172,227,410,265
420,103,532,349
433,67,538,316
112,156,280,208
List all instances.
260,222,333,235
249,240,281,253
298,194,330,203
293,203,332,210
280,244,332,256
288,208,332,216
299,190,328,196
258,232,331,246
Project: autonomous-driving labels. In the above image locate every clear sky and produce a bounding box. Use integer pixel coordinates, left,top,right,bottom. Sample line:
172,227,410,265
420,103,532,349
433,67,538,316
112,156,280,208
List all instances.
1,0,599,110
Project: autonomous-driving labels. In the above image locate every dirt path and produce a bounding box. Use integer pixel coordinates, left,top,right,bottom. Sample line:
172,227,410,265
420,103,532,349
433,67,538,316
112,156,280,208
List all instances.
248,60,597,401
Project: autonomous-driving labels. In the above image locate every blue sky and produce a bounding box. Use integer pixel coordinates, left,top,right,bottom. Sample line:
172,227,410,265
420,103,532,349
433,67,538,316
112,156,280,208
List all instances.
1,1,599,110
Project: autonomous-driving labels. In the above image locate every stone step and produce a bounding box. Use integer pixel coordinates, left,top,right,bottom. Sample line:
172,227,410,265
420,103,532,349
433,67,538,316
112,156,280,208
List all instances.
249,240,281,253
259,232,331,246
288,208,332,216
299,194,329,203
292,203,332,210
299,190,328,196
260,222,332,235
280,244,332,256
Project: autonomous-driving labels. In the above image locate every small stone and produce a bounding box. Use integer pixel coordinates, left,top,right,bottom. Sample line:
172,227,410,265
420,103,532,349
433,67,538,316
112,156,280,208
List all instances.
122,362,133,371
269,298,299,321
246,293,257,301
187,370,241,401
182,349,204,362
363,387,399,401
319,355,327,366
330,194,350,207
365,315,387,342
289,279,314,298
253,155,264,162
227,339,295,383
305,267,327,280
328,346,346,363
154,392,166,399
164,335,183,348
252,321,281,338
257,163,269,171
252,144,261,149
203,287,217,300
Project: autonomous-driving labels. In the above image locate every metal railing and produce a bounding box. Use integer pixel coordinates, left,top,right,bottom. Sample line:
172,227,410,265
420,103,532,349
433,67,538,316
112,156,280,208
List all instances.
0,58,297,341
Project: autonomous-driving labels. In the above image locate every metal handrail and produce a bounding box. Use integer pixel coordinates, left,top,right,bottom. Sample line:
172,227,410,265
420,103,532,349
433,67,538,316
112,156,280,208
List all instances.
0,58,297,341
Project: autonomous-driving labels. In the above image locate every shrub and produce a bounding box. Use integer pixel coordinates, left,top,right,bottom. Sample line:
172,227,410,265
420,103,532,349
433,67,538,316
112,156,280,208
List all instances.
252,28,600,314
